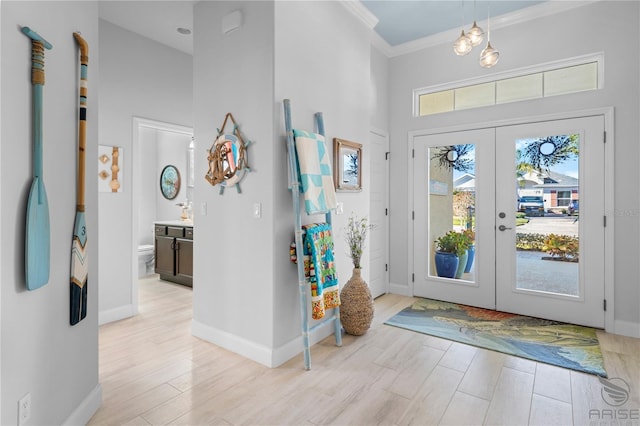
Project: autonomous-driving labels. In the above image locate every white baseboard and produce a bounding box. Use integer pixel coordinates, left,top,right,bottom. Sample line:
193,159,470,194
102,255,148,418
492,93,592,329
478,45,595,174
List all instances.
62,384,102,426
98,304,136,325
191,320,273,367
613,319,640,338
271,317,337,368
389,281,412,297
191,318,339,368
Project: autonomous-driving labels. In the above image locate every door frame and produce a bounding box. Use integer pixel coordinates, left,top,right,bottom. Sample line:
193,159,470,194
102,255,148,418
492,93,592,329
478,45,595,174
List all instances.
131,117,193,313
369,127,390,297
407,107,614,332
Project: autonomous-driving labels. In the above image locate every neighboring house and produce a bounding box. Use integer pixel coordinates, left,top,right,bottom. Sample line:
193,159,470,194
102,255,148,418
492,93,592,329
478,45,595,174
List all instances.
519,171,579,212
453,173,476,192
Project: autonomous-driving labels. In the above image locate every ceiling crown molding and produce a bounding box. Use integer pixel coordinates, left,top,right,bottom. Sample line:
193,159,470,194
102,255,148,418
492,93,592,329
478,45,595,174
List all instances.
351,0,599,58
339,0,379,30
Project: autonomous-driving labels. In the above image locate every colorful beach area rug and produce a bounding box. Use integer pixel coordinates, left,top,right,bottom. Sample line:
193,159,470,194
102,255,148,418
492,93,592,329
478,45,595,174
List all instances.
385,298,607,377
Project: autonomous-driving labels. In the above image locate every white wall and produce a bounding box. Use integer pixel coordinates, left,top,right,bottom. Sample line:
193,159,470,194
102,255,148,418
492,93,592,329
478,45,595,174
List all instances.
370,45,389,131
388,1,640,333
1,1,101,423
273,1,372,352
156,130,191,221
192,0,276,363
192,1,372,366
99,20,193,322
138,127,157,246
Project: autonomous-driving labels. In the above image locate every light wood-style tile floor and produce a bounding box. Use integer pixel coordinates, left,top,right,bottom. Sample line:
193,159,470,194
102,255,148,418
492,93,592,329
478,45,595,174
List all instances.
89,276,640,425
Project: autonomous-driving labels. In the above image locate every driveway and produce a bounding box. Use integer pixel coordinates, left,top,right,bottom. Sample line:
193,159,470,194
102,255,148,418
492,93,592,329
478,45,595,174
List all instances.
516,215,579,237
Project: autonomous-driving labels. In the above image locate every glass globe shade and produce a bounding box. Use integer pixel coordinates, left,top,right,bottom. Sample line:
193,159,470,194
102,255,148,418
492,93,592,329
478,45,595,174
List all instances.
479,41,499,68
453,30,472,56
467,21,484,47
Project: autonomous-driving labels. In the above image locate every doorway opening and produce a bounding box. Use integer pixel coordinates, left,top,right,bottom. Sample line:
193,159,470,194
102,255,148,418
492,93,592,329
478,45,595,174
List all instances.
410,111,614,330
131,118,193,312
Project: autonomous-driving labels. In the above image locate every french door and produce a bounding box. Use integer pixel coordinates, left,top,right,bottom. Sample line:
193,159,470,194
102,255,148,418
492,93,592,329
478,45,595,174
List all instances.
413,116,605,328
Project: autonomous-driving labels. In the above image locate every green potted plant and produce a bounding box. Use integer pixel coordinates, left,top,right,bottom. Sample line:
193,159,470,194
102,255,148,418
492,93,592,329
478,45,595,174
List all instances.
340,213,374,335
434,230,472,279
454,230,473,278
434,231,460,278
463,229,475,273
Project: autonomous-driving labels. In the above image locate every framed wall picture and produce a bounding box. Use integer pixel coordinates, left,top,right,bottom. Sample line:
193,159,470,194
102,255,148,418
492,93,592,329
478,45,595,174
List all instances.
333,138,362,192
160,165,181,200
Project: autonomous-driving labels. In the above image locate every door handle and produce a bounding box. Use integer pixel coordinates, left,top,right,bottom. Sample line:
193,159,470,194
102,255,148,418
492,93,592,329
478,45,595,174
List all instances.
498,224,512,231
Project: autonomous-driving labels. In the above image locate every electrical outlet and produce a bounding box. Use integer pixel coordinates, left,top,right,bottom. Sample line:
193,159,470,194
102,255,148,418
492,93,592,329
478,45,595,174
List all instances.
200,202,207,216
18,393,31,425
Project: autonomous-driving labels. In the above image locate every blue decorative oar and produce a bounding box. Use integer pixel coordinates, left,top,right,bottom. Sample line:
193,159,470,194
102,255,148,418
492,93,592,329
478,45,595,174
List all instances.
22,26,52,291
70,32,88,325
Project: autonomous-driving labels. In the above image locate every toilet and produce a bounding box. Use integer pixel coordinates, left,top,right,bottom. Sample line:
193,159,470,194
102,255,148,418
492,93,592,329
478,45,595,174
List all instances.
137,244,155,278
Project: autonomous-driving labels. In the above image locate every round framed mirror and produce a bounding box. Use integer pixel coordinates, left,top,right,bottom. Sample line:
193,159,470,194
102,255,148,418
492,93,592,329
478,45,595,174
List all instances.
160,165,181,200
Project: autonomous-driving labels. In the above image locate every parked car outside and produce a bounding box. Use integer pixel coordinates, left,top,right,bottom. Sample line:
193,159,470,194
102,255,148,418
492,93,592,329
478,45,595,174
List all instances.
518,196,545,217
568,200,579,215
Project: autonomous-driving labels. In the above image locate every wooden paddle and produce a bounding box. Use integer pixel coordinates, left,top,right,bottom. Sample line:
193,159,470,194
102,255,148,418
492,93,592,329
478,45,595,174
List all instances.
71,32,89,325
22,27,52,291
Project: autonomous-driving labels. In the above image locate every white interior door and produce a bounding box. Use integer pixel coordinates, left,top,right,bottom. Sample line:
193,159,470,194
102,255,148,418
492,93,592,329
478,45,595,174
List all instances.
413,128,496,309
412,116,606,328
369,129,389,298
495,116,605,328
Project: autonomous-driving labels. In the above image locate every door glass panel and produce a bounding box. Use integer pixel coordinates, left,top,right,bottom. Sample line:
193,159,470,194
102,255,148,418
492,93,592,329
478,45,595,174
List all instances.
514,134,579,296
428,144,476,282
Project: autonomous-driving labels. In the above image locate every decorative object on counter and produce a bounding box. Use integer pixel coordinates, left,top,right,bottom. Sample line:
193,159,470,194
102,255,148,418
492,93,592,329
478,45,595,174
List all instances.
333,138,362,192
160,165,181,200
176,201,193,222
22,26,53,291
340,214,374,335
70,32,89,325
283,98,342,370
205,112,252,194
97,145,123,192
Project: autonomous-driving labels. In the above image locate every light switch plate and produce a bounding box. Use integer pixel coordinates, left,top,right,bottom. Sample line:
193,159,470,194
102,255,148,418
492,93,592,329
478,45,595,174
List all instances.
336,202,344,215
253,202,261,219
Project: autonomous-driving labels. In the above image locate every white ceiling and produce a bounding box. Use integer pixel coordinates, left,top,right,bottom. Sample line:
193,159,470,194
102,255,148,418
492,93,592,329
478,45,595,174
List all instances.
99,1,196,55
98,1,589,57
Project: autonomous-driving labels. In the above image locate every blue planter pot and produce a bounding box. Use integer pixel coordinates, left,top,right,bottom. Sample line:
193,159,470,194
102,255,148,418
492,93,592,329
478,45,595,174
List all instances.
435,251,459,278
464,244,475,273
455,250,469,279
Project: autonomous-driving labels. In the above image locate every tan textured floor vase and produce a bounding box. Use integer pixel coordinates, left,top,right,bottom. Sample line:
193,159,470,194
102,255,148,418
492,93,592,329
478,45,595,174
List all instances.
340,268,374,335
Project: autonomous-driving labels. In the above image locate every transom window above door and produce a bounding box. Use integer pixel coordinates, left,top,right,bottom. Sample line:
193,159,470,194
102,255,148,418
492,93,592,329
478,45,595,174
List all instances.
414,54,603,116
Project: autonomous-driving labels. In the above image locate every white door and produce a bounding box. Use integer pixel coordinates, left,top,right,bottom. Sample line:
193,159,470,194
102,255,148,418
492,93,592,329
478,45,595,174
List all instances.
369,129,389,298
413,128,496,310
413,116,606,328
495,117,605,328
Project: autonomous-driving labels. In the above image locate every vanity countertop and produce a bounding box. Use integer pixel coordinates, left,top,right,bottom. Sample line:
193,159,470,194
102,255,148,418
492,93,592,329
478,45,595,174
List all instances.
154,220,193,227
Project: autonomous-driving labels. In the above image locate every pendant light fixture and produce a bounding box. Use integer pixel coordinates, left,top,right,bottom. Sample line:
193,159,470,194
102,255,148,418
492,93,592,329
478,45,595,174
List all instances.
453,1,472,56
479,3,499,68
467,0,484,47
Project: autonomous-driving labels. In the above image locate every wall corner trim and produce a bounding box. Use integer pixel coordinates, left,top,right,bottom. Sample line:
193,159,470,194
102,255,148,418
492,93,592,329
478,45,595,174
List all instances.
191,320,273,367
613,320,640,339
271,319,336,368
98,304,137,325
62,384,102,426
